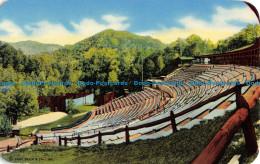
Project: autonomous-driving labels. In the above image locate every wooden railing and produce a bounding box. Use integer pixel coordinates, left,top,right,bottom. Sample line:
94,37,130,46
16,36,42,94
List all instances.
0,144,18,153
197,38,260,67
35,78,260,154
192,85,260,164
0,132,36,153
56,110,177,146
2,76,258,163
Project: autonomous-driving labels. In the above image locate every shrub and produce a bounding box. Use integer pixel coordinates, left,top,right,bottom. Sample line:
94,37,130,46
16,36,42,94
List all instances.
0,114,12,134
38,107,51,113
69,108,80,115
66,99,75,114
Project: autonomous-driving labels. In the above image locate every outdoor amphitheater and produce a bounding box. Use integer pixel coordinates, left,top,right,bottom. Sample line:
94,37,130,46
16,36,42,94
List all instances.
0,34,256,164
19,37,257,163
36,63,260,145
0,40,258,164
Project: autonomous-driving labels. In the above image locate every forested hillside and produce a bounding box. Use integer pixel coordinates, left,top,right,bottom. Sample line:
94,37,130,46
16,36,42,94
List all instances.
0,24,259,125
66,29,166,53
216,24,260,53
10,40,63,56
144,24,260,77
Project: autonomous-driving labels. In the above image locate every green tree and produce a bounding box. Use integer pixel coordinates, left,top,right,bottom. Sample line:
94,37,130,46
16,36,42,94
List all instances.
155,55,165,75
0,114,12,133
108,70,119,82
4,84,38,125
66,99,75,114
144,59,155,78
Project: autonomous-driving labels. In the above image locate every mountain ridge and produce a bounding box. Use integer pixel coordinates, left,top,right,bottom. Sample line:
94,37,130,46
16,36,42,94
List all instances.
69,29,166,52
9,40,63,56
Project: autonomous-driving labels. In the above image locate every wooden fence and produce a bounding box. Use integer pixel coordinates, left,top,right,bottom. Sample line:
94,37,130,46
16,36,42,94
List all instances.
56,110,177,146
0,132,36,153
34,78,260,161
198,38,260,67
2,78,257,162
192,84,260,164
38,91,92,112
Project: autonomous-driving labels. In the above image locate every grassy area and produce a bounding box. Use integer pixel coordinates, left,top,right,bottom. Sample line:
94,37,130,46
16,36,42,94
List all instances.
20,114,88,136
3,101,260,164
73,104,97,113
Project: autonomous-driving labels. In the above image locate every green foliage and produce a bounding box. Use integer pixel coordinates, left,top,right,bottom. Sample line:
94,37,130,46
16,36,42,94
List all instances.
0,113,12,133
215,24,260,53
144,59,155,78
108,70,119,82
144,24,259,77
70,29,166,53
66,99,75,114
73,104,98,113
39,107,51,113
0,24,258,126
0,42,28,71
4,80,38,125
70,108,80,115
155,55,165,75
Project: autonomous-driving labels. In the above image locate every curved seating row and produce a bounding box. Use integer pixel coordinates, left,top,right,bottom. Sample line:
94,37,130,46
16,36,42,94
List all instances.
37,64,260,147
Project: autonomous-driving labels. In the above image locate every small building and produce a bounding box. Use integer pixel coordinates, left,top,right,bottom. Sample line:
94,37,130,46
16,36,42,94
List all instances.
177,57,195,67
203,58,210,64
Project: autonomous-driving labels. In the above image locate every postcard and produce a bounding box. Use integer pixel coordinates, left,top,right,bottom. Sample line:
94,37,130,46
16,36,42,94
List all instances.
0,0,259,164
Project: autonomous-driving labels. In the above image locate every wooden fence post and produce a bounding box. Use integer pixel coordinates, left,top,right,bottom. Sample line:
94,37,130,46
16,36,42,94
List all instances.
242,115,258,156
234,84,254,154
64,137,67,147
235,85,249,109
59,136,61,146
35,135,38,145
78,135,81,146
235,85,241,100
41,135,43,140
125,125,130,144
7,145,10,152
170,111,178,132
98,131,102,146
191,108,250,164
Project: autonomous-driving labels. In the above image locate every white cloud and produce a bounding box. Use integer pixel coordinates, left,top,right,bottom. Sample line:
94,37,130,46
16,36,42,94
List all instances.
138,6,259,43
24,21,71,37
102,15,130,30
71,19,107,35
0,19,25,37
0,5,258,45
71,14,130,35
212,6,257,28
0,15,130,45
136,30,158,37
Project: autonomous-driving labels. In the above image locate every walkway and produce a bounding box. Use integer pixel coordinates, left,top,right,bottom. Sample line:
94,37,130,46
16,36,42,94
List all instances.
16,112,67,128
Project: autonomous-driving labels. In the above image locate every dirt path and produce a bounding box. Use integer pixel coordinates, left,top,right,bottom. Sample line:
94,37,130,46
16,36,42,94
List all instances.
17,112,67,128
0,136,34,153
0,137,18,152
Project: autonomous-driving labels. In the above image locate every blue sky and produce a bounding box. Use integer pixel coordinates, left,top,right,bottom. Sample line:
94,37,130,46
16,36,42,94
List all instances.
0,0,258,45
